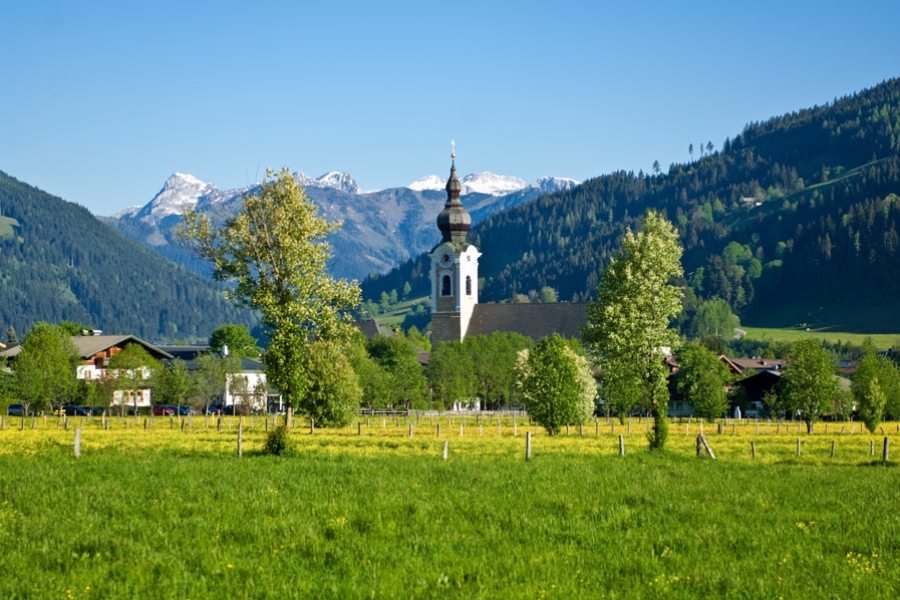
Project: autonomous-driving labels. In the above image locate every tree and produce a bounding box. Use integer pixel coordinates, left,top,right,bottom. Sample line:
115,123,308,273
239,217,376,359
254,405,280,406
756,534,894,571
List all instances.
852,342,900,430
299,340,361,427
178,168,360,422
600,357,643,423
780,339,838,433
426,341,475,409
367,334,427,409
689,297,739,339
5,325,17,347
515,335,596,435
675,343,732,421
12,322,79,414
582,210,684,449
689,143,694,162
152,358,192,410
466,332,533,410
209,323,260,359
192,352,228,414
652,160,661,175
108,343,162,414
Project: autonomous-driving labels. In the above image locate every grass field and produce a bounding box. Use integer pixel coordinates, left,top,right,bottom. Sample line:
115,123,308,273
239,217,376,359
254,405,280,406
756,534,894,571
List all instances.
1,414,899,598
741,326,900,349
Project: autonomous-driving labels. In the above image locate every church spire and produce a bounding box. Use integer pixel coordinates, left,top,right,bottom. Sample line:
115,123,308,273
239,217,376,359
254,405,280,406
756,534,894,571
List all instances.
437,141,471,244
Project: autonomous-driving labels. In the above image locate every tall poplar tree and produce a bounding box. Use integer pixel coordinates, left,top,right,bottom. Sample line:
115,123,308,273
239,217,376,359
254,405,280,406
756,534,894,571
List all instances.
582,210,683,449
178,168,360,424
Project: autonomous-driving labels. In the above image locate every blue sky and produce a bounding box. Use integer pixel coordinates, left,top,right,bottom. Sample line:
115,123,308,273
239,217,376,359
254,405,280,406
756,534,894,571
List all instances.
2,0,898,216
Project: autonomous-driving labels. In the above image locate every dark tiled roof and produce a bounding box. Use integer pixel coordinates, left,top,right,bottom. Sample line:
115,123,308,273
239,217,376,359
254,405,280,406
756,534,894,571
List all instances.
70,335,173,360
156,345,211,361
466,303,586,341
355,320,394,340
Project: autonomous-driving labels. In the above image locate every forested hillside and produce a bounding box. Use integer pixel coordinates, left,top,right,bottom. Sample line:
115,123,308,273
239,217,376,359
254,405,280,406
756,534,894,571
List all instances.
364,78,900,332
0,171,258,341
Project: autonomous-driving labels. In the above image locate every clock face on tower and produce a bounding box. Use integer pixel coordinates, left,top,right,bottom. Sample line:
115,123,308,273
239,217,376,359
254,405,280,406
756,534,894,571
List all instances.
440,253,451,267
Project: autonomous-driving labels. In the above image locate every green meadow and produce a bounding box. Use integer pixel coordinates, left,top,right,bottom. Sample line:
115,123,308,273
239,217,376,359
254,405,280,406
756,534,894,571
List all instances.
1,415,899,598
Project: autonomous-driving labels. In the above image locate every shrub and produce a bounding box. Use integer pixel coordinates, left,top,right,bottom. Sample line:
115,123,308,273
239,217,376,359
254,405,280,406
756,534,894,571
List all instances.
263,425,295,456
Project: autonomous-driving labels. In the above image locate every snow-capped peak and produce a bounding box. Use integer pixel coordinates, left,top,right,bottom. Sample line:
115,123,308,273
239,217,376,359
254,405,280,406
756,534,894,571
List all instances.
407,174,446,192
137,173,219,222
527,176,581,193
460,172,527,195
294,171,359,194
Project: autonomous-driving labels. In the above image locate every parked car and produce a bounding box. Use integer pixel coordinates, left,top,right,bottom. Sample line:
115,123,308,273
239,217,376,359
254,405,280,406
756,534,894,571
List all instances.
64,405,92,417
6,403,30,417
126,407,142,416
89,406,109,417
151,405,176,416
174,405,194,416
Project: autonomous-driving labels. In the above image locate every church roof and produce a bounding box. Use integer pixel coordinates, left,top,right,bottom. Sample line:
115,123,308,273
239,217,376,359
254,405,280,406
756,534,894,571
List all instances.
466,303,587,341
436,156,471,244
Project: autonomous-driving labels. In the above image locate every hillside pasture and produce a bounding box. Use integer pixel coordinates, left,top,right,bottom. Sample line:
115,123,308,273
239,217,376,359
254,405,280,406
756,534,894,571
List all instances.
741,325,900,349
1,414,899,598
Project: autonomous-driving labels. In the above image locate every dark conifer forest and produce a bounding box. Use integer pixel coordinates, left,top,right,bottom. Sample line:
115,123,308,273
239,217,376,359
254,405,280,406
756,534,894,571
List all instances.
364,78,900,332
0,171,258,341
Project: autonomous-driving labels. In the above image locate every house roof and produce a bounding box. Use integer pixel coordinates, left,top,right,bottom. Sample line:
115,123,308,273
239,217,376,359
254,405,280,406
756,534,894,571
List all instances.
156,345,211,361
1,335,173,361
70,335,173,360
355,319,394,340
729,357,786,373
465,302,586,341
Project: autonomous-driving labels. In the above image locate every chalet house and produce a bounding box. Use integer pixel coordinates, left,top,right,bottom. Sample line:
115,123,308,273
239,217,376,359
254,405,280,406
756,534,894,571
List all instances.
2,333,174,407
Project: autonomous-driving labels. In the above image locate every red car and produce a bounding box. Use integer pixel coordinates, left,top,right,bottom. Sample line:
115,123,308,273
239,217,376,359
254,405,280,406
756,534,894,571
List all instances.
151,405,176,416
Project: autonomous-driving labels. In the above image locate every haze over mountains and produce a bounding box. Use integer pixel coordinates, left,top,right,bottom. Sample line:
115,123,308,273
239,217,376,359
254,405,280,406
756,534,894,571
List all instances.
105,170,579,281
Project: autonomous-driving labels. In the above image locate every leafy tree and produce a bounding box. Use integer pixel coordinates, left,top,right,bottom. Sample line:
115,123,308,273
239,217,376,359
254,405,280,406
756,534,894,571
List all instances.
5,325,17,347
209,323,260,359
152,358,192,410
675,343,732,421
12,322,79,414
108,343,162,414
426,341,476,409
367,334,427,409
582,210,684,450
58,320,89,336
178,168,360,422
465,332,533,409
600,357,643,423
689,297,740,339
405,325,431,352
299,340,361,427
780,339,838,433
515,335,596,435
192,352,228,414
348,335,393,409
852,341,900,429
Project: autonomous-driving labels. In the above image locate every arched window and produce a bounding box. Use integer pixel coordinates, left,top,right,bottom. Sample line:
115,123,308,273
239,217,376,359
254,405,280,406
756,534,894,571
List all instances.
441,275,451,296
465,276,472,295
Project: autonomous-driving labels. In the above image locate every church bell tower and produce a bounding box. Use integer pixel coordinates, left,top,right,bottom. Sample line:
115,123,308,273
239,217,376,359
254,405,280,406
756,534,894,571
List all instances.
429,145,481,345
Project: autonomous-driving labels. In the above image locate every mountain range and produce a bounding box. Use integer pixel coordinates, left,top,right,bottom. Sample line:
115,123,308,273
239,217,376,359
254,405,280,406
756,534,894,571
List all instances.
104,171,579,281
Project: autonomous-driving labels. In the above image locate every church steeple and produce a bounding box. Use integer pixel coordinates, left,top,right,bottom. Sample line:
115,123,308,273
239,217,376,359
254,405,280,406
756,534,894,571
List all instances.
436,145,471,244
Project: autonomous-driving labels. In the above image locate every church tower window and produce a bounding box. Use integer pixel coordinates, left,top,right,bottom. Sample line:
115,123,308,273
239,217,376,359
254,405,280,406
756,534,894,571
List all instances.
465,275,472,295
441,275,451,296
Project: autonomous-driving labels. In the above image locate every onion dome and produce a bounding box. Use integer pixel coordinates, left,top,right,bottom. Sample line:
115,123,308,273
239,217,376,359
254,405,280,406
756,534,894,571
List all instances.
436,153,471,244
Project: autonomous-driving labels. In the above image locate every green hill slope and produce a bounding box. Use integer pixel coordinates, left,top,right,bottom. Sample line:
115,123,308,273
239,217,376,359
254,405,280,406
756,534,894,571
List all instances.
364,77,900,333
0,171,258,341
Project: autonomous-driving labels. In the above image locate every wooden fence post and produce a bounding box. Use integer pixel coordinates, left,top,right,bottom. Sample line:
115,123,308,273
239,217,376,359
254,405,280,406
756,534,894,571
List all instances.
751,441,756,459
595,418,599,436
513,421,517,437
618,434,625,456
74,427,81,458
358,422,362,435
796,438,801,456
883,437,890,462
526,431,532,460
238,422,243,458
409,423,414,438
460,422,464,437
437,423,442,437
831,440,835,457
870,440,875,456
442,440,448,461
310,417,315,435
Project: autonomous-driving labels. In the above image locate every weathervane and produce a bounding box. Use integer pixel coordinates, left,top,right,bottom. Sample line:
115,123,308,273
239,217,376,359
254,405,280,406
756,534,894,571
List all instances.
451,139,456,160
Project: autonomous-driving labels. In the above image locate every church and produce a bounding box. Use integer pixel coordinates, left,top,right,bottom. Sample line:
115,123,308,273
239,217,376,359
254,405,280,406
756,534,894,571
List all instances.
427,152,586,346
